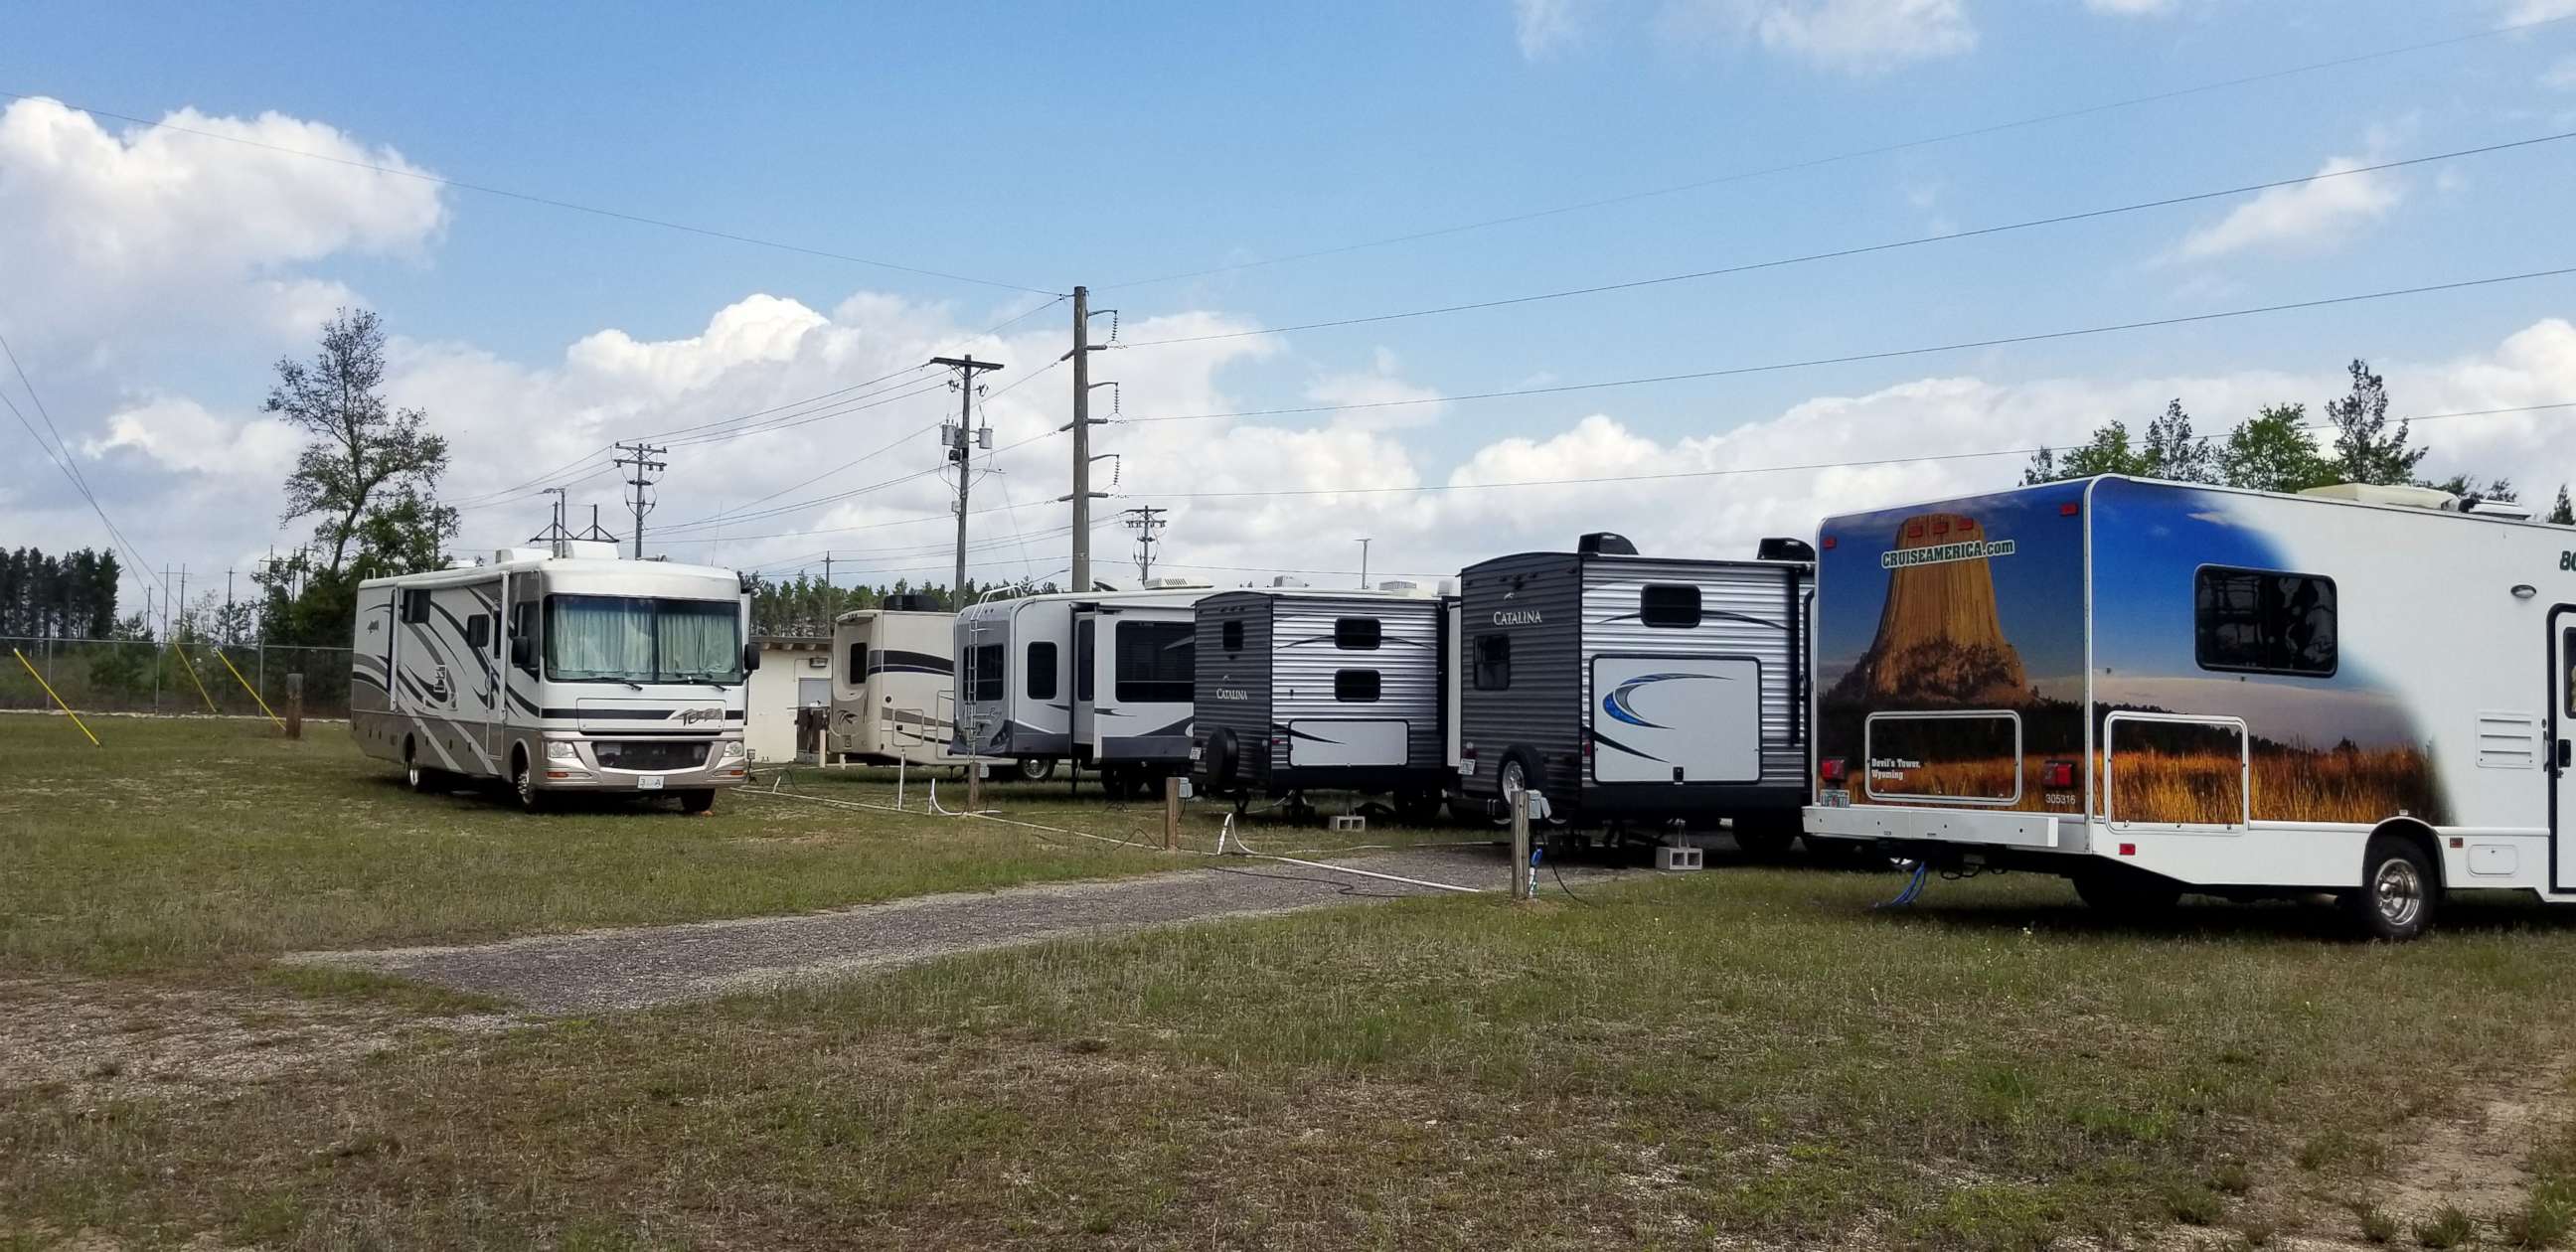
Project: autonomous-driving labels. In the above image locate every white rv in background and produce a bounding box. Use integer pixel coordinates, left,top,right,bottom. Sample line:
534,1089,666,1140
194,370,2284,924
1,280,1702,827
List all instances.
1806,475,2574,940
350,542,758,813
826,601,982,769
954,580,1214,795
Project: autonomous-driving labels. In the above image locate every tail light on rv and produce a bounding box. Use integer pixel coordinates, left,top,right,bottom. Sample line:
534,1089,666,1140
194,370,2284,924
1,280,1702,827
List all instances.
1818,757,1848,784
2040,760,2076,788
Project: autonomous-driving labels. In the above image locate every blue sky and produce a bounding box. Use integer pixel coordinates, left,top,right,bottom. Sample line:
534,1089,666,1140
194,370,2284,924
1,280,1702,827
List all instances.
5,0,2575,607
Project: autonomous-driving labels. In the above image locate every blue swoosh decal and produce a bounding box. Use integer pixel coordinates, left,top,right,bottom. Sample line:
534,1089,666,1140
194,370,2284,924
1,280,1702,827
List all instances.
1601,672,1731,729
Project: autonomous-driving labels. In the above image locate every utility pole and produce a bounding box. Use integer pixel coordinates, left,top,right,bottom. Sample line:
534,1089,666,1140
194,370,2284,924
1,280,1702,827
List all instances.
575,505,617,544
1062,286,1114,593
1123,506,1168,581
1358,539,1371,589
930,354,1004,602
613,441,668,559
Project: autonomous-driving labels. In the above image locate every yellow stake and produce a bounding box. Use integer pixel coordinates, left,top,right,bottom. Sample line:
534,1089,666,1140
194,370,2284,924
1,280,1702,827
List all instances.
171,642,222,714
13,647,99,746
212,647,285,729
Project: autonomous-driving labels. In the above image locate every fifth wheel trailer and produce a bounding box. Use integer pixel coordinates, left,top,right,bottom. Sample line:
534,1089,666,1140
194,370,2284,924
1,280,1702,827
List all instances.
1190,583,1455,818
1802,474,2572,940
826,602,980,769
1450,533,1815,843
350,542,757,813
953,581,1214,795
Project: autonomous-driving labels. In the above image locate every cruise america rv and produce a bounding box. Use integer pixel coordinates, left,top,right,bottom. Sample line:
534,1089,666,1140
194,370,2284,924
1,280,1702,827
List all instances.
1451,533,1816,842
1190,583,1455,818
350,542,758,812
1802,475,2574,940
953,580,1214,795
824,600,976,769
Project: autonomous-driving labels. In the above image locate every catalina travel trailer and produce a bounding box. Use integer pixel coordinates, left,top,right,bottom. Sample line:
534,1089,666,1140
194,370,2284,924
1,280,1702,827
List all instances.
953,580,1214,795
824,599,987,770
350,541,758,813
1190,582,1456,819
1803,475,2571,940
1450,533,1815,844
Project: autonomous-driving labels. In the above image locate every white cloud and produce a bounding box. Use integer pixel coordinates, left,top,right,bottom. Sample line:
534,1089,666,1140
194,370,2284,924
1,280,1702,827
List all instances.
2172,152,2402,261
0,97,447,355
1514,0,1595,58
1664,0,1977,74
2084,0,2174,14
80,395,300,479
2545,56,2576,90
1301,348,1449,431
2504,0,2576,24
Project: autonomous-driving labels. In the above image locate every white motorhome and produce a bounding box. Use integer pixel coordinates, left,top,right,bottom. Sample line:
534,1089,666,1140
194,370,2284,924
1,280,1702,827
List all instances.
825,601,980,769
1804,475,2570,939
953,580,1214,796
351,542,757,812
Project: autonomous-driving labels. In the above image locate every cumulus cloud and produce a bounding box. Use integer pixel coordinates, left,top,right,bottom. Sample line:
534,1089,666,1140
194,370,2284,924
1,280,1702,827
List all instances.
2171,152,2402,261
0,97,447,354
1513,0,1595,58
1663,0,1977,74
2084,0,2175,14
2545,56,2576,90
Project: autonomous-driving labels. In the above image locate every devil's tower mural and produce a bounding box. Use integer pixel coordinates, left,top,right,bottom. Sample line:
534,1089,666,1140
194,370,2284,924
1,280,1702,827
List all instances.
1826,513,2028,707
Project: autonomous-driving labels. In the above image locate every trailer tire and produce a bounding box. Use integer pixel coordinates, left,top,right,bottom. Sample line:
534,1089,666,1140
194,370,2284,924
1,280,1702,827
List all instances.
680,789,717,815
1015,757,1055,783
1204,729,1240,790
1498,748,1543,815
402,738,442,794
2073,864,2181,918
2344,832,2438,942
511,749,550,815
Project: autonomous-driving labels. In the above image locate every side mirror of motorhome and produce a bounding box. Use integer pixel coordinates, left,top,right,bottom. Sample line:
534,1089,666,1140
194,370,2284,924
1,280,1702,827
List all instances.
741,642,762,674
510,637,535,670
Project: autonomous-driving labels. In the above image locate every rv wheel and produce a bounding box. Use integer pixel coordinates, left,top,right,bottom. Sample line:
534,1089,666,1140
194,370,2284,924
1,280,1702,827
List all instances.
680,789,717,815
1497,750,1541,809
402,739,442,794
511,751,550,815
1016,757,1055,783
2344,834,2438,942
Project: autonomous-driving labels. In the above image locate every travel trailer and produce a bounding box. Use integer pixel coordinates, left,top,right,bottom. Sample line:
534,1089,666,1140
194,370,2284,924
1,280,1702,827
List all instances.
1451,534,1815,843
350,542,757,812
824,599,985,770
1190,582,1455,818
953,580,1215,795
1802,475,2571,940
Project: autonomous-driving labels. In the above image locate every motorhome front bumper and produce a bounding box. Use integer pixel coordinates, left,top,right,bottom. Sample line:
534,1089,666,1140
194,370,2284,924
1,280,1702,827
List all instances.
1803,803,2068,852
538,735,749,792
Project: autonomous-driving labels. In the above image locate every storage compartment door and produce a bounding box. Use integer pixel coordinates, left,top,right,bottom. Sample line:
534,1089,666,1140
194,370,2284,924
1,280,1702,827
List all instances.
1286,718,1409,768
1589,655,1761,784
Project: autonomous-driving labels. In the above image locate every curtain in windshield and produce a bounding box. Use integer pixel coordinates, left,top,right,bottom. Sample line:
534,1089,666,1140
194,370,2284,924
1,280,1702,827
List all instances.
546,596,740,683
657,600,741,680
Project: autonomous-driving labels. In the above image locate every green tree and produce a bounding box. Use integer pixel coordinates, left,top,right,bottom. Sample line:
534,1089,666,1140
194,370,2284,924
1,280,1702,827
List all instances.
2551,485,2573,526
2023,421,2146,484
2140,398,2217,483
269,308,457,580
2216,403,2333,493
2322,358,2426,487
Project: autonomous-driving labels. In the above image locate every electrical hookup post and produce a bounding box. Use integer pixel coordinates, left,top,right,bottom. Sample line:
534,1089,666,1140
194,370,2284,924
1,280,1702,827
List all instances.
1510,790,1537,901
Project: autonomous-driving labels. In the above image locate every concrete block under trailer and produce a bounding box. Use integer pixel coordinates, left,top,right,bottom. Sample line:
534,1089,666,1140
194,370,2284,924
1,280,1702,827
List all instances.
1802,474,2574,939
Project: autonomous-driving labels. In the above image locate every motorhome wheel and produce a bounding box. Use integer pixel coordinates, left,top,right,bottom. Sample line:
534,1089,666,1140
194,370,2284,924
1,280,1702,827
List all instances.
2345,834,2437,942
511,751,549,815
1016,758,1055,783
402,738,441,794
680,789,716,815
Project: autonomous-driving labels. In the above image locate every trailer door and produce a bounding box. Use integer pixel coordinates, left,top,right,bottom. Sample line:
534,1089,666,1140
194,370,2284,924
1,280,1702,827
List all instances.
2557,619,2576,891
1072,609,1101,757
1589,655,1762,784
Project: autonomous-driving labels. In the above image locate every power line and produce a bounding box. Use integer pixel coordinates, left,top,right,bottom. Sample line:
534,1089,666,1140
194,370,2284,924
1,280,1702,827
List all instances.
1124,131,2576,348
0,330,169,602
1121,265,2576,425
1100,12,2576,290
0,89,1057,296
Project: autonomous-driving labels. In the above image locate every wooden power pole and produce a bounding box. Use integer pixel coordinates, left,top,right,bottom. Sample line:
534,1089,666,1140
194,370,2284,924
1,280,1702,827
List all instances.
930,354,1004,602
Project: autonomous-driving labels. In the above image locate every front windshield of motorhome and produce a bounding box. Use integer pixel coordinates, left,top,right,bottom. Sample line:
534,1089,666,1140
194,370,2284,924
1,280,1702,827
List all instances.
545,595,743,684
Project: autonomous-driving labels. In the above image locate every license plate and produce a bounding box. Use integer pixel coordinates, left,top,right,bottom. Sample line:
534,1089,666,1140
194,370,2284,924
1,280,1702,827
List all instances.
637,775,665,791
1817,788,1852,808
1189,746,1204,762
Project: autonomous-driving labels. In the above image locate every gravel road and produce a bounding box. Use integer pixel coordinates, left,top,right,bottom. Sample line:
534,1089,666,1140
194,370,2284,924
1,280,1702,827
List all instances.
287,845,1637,1015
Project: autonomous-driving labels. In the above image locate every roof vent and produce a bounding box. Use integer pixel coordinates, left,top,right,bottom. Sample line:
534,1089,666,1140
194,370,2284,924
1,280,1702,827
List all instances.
1140,577,1209,589
1375,579,1424,594
2297,482,2460,511
1269,575,1310,588
2464,498,2536,521
1757,537,1817,563
1578,532,1638,555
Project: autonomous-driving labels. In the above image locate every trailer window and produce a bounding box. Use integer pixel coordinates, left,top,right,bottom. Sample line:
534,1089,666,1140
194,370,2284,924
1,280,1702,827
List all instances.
2194,567,2336,677
509,601,540,675
400,589,430,625
1335,669,1380,702
1027,642,1057,701
465,614,490,651
968,644,1005,703
1335,617,1381,650
847,644,870,684
1116,621,1195,704
1640,584,1701,629
1221,620,1244,653
1473,634,1511,691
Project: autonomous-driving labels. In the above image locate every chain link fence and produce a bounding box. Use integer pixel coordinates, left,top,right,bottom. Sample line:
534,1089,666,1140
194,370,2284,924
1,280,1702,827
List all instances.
1,637,354,719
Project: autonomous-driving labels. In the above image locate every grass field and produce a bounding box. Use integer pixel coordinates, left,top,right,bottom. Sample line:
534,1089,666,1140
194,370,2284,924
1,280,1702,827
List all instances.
13,715,2576,1249
0,712,1458,982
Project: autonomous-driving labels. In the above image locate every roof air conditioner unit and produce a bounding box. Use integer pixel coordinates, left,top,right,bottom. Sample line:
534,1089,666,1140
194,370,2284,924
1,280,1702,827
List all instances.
1578,532,1638,555
1140,577,1208,589
2297,482,2460,511
2464,498,2536,521
1270,576,1310,588
1375,579,1422,594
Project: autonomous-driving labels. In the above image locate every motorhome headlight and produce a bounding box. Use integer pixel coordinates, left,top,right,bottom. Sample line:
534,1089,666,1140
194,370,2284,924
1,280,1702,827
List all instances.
545,741,577,761
721,740,746,761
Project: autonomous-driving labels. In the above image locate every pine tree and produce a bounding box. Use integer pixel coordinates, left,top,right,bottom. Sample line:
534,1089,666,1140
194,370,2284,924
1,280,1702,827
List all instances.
2551,485,2574,526
2322,359,2426,486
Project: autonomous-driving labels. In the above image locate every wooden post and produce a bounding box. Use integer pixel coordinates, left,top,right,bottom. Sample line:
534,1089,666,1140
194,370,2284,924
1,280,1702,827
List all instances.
284,672,304,740
966,757,983,815
1510,788,1533,901
1162,774,1182,852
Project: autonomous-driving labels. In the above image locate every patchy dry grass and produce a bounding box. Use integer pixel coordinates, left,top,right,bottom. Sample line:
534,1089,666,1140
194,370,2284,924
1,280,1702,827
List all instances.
12,869,2576,1248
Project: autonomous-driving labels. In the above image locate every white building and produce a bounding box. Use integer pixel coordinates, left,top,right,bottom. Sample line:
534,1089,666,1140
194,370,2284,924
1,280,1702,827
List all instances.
744,636,834,763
